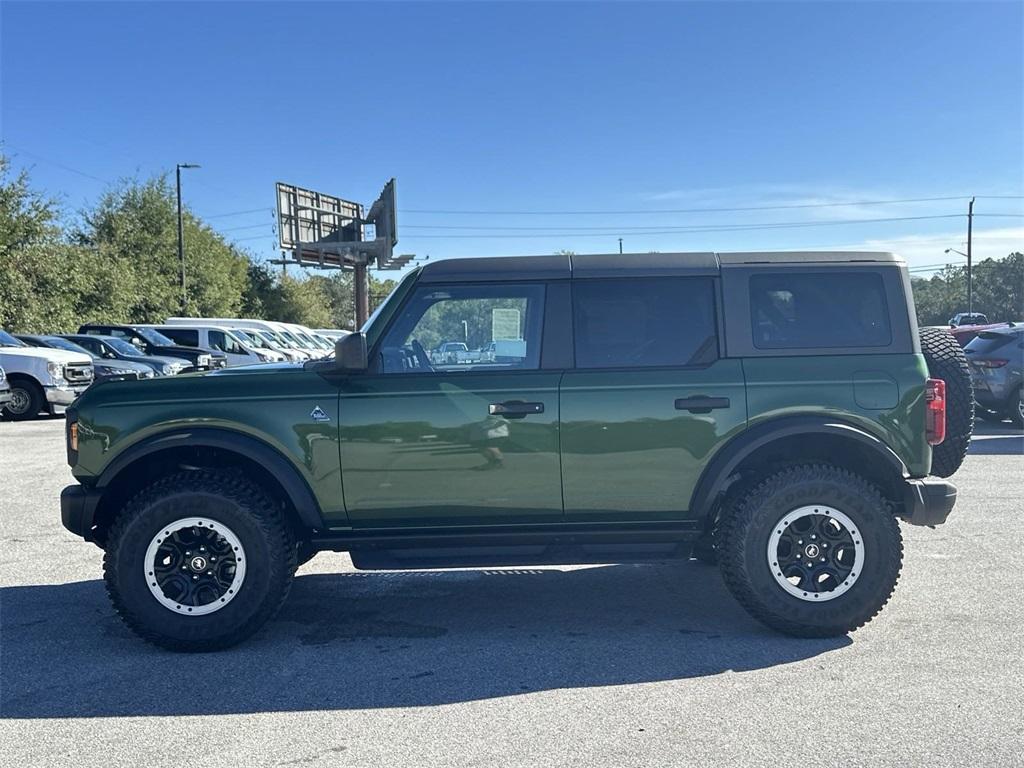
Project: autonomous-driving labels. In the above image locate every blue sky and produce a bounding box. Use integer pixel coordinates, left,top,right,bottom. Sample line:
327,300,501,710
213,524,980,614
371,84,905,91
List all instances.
2,1,1022,274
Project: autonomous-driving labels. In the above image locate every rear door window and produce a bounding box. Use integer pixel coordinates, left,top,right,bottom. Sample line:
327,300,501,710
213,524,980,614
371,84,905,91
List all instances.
750,272,891,349
572,278,718,369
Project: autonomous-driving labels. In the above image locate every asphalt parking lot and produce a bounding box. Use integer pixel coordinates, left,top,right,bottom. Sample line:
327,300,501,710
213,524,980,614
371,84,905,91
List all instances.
1,418,1022,767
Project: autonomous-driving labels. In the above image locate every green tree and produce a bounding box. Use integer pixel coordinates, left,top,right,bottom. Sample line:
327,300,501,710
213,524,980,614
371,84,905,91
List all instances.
77,175,250,320
911,253,1023,325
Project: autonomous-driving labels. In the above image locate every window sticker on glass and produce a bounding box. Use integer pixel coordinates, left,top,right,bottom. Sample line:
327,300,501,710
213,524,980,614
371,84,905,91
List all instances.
491,308,522,341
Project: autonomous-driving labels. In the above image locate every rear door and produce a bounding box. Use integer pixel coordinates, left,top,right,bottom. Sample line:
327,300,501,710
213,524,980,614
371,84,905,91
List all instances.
560,276,747,521
338,281,564,526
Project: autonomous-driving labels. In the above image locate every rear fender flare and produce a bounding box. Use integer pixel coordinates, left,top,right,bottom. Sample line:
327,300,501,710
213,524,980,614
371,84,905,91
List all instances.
689,415,908,521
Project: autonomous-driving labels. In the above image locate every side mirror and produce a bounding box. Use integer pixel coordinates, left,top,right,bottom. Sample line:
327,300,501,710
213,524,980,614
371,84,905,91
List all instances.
334,333,368,372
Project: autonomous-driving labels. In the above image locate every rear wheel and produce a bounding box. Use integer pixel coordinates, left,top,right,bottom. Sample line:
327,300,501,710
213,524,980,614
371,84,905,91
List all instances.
976,406,1007,424
1010,387,1024,428
103,471,295,651
718,464,903,637
919,327,973,477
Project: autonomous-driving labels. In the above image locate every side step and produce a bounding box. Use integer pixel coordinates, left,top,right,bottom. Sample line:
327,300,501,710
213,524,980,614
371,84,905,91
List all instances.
349,542,692,570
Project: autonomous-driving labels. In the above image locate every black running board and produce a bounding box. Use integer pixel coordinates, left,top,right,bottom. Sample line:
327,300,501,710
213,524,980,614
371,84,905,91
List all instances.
349,542,693,570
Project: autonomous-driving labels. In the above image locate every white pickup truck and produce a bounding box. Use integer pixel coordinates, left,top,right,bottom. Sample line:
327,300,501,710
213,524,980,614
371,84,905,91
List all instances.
0,330,94,420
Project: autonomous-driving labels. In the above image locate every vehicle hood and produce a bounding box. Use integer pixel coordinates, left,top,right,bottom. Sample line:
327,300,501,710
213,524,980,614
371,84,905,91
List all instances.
154,344,225,359
206,361,303,375
94,359,154,374
125,354,185,367
0,347,92,365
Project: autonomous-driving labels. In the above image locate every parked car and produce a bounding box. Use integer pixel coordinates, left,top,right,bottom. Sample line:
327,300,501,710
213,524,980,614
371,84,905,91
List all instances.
230,329,304,362
15,335,156,383
61,335,189,376
142,325,285,366
313,328,350,343
0,366,11,410
949,312,989,327
433,341,470,364
965,325,1024,426
165,318,311,361
0,329,93,420
947,321,1011,348
61,251,971,651
77,324,226,371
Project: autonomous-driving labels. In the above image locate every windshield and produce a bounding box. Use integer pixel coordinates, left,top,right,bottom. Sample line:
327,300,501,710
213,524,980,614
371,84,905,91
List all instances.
135,327,176,346
0,330,27,347
301,332,329,350
105,337,144,356
44,337,96,358
280,331,309,349
237,330,269,349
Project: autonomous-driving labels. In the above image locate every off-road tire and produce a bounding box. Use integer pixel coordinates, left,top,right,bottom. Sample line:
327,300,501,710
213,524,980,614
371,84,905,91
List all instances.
1,378,43,421
103,471,296,651
918,327,973,477
717,464,903,637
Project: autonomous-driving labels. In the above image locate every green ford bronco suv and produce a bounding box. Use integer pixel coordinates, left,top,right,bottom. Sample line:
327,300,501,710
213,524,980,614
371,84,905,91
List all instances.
61,251,973,651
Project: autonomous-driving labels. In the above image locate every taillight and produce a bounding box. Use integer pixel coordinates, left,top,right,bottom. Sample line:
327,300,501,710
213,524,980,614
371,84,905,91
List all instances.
925,378,946,446
972,358,1009,368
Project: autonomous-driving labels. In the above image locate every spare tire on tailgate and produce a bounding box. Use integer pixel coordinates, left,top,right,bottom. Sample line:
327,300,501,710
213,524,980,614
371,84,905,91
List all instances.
919,326,973,477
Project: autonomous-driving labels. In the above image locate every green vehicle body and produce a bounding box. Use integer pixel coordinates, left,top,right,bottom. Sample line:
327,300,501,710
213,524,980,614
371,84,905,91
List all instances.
62,251,950,559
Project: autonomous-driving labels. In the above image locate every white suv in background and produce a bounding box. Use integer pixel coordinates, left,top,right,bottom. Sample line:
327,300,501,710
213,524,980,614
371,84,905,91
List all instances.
0,329,94,420
141,325,286,366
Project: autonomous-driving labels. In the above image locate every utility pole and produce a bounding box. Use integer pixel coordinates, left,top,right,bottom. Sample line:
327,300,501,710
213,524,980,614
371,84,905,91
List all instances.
175,163,200,314
354,259,369,328
966,197,974,315
618,237,623,254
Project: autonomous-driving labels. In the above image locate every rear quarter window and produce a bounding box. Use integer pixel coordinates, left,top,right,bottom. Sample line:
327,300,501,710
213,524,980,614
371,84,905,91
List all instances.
750,272,892,350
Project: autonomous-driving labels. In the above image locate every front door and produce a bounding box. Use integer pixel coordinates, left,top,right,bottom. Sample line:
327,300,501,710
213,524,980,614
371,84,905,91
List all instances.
560,276,747,521
338,281,562,527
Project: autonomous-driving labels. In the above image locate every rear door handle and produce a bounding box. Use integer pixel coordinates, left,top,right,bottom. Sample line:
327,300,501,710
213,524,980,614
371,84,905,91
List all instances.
674,396,731,414
489,401,545,419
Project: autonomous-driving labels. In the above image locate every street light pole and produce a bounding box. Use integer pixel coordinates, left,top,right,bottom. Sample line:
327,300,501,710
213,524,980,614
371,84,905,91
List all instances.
966,197,974,315
176,163,200,314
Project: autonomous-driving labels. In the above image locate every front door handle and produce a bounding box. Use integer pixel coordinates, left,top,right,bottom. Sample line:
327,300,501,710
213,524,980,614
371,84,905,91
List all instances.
674,396,731,414
489,401,545,419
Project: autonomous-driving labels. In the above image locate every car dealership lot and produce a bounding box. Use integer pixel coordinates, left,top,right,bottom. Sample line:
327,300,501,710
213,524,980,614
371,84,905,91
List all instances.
1,419,1021,768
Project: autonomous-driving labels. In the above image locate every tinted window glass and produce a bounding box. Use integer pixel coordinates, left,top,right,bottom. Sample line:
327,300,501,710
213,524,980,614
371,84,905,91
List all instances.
380,284,545,373
573,278,718,369
750,272,891,349
160,328,199,346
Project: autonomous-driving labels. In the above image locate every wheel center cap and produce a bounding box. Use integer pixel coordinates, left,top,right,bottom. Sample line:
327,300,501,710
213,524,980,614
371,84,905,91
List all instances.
189,555,208,572
804,543,821,559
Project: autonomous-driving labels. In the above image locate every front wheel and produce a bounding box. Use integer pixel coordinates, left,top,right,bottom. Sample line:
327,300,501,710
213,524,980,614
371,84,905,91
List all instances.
717,464,903,637
103,471,296,651
2,379,43,421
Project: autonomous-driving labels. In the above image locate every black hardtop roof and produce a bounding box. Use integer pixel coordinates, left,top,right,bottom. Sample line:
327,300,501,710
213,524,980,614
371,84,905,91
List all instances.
417,251,902,282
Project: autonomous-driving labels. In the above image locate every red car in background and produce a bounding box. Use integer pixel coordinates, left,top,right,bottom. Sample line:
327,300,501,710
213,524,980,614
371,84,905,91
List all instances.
947,322,1014,347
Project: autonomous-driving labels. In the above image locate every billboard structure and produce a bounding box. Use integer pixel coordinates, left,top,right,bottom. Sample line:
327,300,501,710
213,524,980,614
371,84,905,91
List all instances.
274,178,414,324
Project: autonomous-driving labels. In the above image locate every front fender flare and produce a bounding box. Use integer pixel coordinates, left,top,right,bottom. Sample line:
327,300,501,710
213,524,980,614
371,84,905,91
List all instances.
94,427,325,530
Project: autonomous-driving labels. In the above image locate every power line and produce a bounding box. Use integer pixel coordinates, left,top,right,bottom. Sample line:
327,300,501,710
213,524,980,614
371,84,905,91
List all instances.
3,143,112,184
399,195,975,216
217,222,275,233
402,214,972,234
405,214,970,239
202,207,274,220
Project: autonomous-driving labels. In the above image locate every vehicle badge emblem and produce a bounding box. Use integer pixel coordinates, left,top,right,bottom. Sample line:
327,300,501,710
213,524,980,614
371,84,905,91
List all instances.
310,406,330,423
